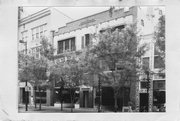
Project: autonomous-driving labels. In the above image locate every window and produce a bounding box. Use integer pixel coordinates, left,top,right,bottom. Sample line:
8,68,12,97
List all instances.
141,81,148,89
40,26,43,38
65,39,69,51
154,56,164,68
153,80,165,90
142,57,150,69
58,41,63,54
30,47,41,58
81,36,84,49
21,31,28,42
81,33,91,49
159,10,162,15
57,37,76,54
71,37,76,51
36,28,39,39
141,19,144,26
32,24,46,40
85,34,90,46
32,29,35,40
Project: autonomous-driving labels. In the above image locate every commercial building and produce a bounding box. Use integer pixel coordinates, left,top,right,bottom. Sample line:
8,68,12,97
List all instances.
53,6,165,111
18,7,72,106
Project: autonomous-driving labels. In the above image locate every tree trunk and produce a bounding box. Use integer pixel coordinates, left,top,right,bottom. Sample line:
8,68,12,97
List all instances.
60,87,63,111
71,101,73,112
34,87,37,108
39,87,42,110
61,101,63,111
70,88,73,112
122,87,124,108
114,95,118,112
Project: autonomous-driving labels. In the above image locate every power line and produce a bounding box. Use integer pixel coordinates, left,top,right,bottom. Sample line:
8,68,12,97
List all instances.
52,7,74,21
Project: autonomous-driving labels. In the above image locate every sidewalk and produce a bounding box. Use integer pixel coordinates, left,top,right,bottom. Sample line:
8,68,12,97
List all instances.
18,104,100,113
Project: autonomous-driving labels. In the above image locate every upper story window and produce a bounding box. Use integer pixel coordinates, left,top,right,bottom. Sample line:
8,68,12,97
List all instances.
140,81,148,89
154,56,164,69
142,57,150,69
154,42,164,69
81,34,91,49
31,46,41,59
32,24,47,40
57,37,76,54
21,31,28,42
81,36,84,49
36,28,39,39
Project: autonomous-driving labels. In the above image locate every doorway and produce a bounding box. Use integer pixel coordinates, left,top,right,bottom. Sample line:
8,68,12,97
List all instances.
139,93,148,112
83,91,89,108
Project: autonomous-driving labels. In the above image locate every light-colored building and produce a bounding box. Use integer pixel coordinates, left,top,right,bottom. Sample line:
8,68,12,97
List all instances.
53,6,165,111
18,7,72,106
136,6,165,112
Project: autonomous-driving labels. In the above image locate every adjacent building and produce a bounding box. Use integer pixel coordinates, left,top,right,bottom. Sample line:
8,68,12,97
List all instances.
18,7,72,106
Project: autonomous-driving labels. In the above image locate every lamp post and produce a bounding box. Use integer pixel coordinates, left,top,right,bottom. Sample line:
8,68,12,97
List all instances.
19,40,28,111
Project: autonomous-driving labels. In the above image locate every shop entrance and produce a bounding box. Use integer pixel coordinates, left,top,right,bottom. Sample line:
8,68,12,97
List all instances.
83,91,89,108
139,93,148,112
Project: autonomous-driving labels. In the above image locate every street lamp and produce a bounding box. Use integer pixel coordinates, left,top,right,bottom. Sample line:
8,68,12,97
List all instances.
19,40,28,111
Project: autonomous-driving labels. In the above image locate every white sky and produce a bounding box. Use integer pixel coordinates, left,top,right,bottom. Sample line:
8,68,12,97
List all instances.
22,7,111,21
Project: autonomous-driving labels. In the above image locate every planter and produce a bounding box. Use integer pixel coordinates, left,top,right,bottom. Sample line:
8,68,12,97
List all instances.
75,104,80,109
54,103,74,108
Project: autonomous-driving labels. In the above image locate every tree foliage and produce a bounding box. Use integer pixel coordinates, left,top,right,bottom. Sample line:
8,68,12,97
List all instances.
84,24,147,110
154,15,165,70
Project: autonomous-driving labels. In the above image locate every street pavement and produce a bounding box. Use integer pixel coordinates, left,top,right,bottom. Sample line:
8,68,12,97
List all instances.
18,104,110,113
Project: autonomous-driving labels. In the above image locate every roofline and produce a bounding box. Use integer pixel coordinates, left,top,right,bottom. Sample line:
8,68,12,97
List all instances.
20,7,50,20
57,6,135,31
19,7,50,26
67,8,110,25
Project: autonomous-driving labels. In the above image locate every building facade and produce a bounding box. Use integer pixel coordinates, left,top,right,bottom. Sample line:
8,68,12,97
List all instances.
18,7,72,106
53,6,165,111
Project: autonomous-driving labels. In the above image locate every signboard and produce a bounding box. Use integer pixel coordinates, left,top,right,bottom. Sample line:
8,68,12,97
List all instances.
139,89,147,93
79,19,96,26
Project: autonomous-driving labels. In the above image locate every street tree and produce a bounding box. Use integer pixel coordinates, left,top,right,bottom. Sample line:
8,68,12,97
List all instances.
18,36,55,110
154,15,165,72
85,24,147,112
49,60,65,111
62,53,84,112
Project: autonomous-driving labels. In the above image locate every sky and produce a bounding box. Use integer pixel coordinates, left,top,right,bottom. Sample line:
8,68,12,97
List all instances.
22,7,111,21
